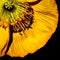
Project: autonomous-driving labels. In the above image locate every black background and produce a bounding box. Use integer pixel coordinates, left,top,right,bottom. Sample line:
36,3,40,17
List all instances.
0,0,60,60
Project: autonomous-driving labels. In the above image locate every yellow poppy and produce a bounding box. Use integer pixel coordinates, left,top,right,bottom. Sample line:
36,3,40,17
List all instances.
0,0,58,57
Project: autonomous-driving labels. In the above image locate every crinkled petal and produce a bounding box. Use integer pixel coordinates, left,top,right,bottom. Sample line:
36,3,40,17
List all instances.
0,27,10,56
7,0,58,57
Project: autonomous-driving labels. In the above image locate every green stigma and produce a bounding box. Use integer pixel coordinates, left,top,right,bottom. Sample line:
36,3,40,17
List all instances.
3,1,14,11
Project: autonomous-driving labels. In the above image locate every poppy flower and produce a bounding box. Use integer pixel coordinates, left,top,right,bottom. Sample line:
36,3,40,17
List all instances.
0,0,58,57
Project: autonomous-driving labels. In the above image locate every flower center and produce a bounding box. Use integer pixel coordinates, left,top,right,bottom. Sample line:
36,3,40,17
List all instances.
0,1,34,33
4,1,15,11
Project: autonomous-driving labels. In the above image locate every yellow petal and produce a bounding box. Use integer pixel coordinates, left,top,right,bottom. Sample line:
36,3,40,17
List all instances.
0,27,10,56
17,0,27,2
27,0,36,2
7,0,58,57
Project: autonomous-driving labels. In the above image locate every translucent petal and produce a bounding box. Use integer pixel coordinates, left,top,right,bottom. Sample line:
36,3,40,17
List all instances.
0,0,58,57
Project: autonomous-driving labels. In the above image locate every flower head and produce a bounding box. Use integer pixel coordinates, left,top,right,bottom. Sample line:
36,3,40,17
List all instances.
0,0,58,57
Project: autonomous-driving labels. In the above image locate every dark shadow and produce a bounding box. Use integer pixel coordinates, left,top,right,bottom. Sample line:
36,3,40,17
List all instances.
28,0,41,6
5,25,13,54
